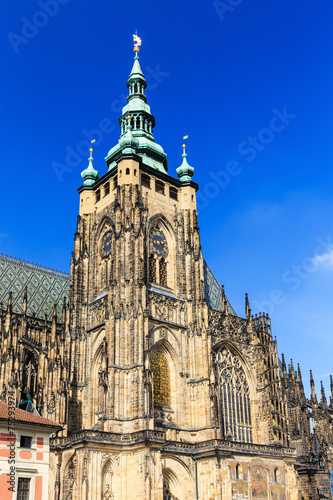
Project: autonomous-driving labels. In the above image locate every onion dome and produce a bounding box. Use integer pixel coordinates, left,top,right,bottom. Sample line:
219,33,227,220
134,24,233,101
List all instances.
81,148,99,186
176,143,194,182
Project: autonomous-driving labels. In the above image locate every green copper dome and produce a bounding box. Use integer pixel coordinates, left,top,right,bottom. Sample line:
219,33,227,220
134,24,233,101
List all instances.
176,148,194,182
81,149,99,186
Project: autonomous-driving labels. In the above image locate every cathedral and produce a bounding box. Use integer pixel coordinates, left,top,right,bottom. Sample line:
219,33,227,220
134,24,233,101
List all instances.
0,37,333,499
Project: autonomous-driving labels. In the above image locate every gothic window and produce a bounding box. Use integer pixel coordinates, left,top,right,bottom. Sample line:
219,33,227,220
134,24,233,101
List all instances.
274,467,280,483
163,478,178,500
151,349,171,408
159,258,167,286
215,346,253,443
149,254,157,282
149,228,169,287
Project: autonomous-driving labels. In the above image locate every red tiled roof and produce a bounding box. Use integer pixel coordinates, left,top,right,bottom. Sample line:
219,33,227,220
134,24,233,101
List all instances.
0,400,62,428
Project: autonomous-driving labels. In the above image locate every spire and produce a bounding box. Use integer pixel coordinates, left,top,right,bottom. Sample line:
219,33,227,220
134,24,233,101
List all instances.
177,139,195,182
119,35,155,141
310,370,317,403
105,35,168,173
320,381,327,409
281,353,287,378
81,145,99,186
23,286,27,315
6,291,12,314
221,285,228,315
62,297,66,325
297,363,304,389
245,293,251,319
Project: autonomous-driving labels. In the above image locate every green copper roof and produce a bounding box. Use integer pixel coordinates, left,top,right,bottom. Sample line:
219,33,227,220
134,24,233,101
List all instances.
129,54,145,79
81,149,99,186
177,149,195,182
105,52,168,173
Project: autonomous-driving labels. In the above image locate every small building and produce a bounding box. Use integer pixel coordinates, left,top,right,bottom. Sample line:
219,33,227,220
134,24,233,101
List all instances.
0,400,62,500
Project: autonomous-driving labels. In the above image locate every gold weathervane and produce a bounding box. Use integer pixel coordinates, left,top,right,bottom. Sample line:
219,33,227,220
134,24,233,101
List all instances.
133,33,142,53
90,139,95,153
182,135,188,153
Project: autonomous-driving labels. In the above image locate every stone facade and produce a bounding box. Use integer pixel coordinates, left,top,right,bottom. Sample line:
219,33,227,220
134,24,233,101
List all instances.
0,47,332,499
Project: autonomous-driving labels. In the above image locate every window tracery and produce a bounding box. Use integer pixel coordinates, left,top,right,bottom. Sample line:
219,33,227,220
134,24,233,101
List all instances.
215,346,253,443
148,227,169,287
163,478,178,500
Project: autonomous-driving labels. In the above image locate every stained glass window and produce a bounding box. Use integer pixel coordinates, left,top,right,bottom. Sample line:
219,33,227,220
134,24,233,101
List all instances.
215,346,253,443
151,350,171,407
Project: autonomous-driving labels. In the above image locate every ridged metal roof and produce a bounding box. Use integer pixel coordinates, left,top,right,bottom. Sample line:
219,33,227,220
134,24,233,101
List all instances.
0,254,70,319
203,260,236,315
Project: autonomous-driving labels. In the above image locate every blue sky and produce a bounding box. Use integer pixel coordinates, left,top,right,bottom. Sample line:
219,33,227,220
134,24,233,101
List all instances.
1,0,333,399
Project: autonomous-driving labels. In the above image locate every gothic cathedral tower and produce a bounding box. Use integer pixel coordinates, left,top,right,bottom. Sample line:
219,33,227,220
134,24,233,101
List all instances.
47,41,332,500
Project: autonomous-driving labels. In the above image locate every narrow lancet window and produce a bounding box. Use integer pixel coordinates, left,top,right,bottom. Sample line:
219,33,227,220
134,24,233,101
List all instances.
159,258,167,286
149,254,157,283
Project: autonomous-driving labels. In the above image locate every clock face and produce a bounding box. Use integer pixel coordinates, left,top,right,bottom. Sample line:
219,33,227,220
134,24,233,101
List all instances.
100,231,112,258
149,230,168,256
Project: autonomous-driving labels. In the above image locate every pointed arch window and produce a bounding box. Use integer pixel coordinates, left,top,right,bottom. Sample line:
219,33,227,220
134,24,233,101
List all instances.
215,346,253,443
163,478,178,500
151,349,171,408
149,228,169,287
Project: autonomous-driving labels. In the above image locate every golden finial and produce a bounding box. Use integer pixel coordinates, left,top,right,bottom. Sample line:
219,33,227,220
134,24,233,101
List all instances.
89,139,95,154
133,32,142,53
182,135,188,153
